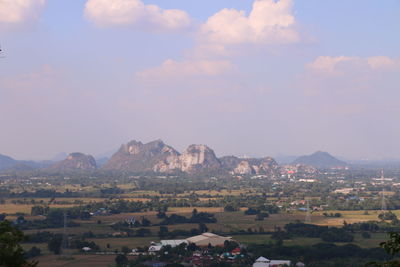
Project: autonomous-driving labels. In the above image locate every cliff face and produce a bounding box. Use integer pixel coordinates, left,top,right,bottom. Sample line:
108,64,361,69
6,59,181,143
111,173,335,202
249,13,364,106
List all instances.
47,153,97,172
234,160,254,175
220,156,279,176
153,144,221,173
102,140,180,172
180,145,221,172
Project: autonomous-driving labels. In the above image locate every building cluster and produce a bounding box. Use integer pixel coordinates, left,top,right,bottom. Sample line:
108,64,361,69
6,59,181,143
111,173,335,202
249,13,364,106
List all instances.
143,232,301,267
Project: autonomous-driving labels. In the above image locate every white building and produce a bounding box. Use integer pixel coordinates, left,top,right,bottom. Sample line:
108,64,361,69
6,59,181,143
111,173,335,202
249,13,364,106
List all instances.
160,240,188,247
148,245,162,252
253,256,291,267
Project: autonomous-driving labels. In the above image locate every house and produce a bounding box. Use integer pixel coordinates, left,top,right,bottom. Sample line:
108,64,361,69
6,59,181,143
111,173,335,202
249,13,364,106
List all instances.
82,247,91,252
253,256,291,267
186,232,232,247
231,247,241,255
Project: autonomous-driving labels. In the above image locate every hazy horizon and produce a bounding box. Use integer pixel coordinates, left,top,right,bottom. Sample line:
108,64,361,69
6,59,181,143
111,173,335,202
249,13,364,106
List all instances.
1,0,399,161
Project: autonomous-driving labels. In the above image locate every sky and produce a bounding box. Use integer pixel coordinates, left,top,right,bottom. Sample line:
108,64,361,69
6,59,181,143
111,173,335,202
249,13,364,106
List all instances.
0,0,400,161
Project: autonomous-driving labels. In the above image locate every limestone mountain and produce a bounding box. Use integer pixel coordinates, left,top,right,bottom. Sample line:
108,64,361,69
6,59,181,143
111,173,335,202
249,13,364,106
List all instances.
220,156,279,175
101,139,279,176
154,144,221,173
102,140,180,172
292,151,347,168
47,153,97,172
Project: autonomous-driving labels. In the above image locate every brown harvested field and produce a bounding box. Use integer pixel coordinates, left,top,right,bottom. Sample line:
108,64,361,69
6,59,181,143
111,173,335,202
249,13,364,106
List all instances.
313,210,381,226
33,254,136,267
0,203,78,214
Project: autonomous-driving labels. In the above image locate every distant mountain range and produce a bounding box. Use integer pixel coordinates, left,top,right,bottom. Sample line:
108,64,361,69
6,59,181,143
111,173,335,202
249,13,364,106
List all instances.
0,139,281,175
291,151,347,168
0,154,17,170
0,154,52,172
4,142,397,173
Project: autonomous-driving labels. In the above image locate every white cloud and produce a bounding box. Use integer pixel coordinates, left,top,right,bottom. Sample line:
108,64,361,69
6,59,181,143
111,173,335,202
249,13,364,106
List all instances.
0,0,45,25
84,0,191,31
200,0,298,45
306,56,356,75
136,59,234,80
307,56,399,75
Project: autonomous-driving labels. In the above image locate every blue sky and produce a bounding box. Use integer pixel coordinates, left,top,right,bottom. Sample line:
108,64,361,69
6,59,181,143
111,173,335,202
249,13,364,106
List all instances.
0,0,399,160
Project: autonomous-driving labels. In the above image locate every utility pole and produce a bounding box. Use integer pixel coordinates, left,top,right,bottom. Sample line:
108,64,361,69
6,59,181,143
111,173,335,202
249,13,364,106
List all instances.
381,169,387,212
61,210,68,256
305,198,311,224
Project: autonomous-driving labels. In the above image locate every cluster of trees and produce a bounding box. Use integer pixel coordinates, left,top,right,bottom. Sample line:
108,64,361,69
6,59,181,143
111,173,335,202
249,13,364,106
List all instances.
30,205,50,216
277,223,354,242
160,209,217,225
17,209,80,230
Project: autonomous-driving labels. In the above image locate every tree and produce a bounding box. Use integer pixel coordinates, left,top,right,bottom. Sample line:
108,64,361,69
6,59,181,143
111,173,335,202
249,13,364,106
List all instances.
362,232,371,239
121,246,131,254
368,232,400,266
25,247,41,259
224,205,237,212
115,254,128,267
0,221,38,267
198,223,208,233
187,242,198,251
379,212,398,221
158,226,169,238
141,217,151,227
47,234,63,255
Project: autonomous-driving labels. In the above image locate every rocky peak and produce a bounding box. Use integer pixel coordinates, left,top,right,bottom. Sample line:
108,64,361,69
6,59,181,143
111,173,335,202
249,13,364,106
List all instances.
234,161,255,175
103,139,180,172
48,152,97,172
180,144,221,172
120,140,143,155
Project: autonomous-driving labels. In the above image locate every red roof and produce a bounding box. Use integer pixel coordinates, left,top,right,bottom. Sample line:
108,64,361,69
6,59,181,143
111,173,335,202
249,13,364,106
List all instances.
231,247,241,253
